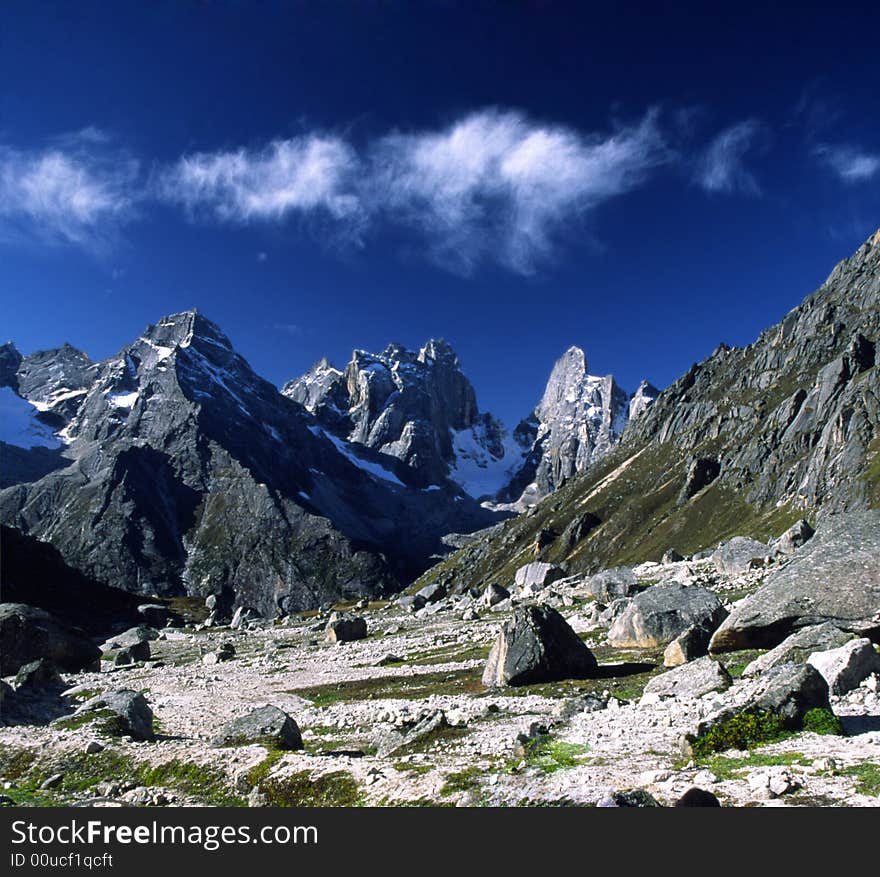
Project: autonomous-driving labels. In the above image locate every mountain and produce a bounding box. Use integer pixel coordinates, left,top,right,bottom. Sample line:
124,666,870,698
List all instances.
283,339,527,499
0,312,502,614
414,231,880,596
285,340,655,506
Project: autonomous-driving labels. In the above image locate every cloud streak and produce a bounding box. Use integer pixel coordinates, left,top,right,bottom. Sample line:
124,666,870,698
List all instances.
157,109,668,273
696,119,765,195
814,143,880,183
0,132,138,249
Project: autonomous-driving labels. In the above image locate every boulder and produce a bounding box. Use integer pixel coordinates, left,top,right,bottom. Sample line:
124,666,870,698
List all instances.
104,625,158,651
711,537,771,576
642,656,732,701
514,562,565,592
675,788,721,807
373,709,448,758
597,789,661,807
137,604,170,627
584,567,638,602
0,603,101,676
682,663,831,756
112,641,151,666
608,583,727,649
742,623,853,677
74,690,154,741
663,549,685,563
326,614,368,643
482,605,598,687
212,705,303,750
663,625,712,667
807,638,880,695
13,659,63,692
202,642,235,665
710,511,880,652
415,582,447,604
483,584,510,607
598,598,631,625
771,519,815,555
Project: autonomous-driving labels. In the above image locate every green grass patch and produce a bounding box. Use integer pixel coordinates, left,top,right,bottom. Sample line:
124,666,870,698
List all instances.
259,770,362,807
289,668,483,706
696,751,809,780
839,763,880,797
440,766,483,796
512,736,591,775
802,707,843,736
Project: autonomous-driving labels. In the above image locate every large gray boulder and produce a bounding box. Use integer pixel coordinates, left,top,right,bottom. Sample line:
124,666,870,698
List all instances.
683,662,831,755
514,562,565,592
482,605,598,687
642,656,732,701
0,603,101,676
711,537,771,576
608,583,728,649
663,625,713,667
742,623,853,677
74,689,154,741
325,614,368,643
103,625,158,651
808,638,880,695
584,567,638,602
772,519,815,555
212,705,303,749
710,511,880,652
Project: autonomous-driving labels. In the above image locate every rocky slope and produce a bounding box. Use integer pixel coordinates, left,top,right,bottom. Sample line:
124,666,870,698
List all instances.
0,313,502,614
414,231,880,596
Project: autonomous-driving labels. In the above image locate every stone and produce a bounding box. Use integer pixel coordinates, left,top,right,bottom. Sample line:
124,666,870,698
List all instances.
663,625,712,667
415,582,447,604
584,567,638,602
84,740,105,755
608,583,727,649
772,519,815,555
807,638,880,695
711,536,771,576
483,583,510,607
514,562,565,592
40,773,64,790
113,641,151,666
395,595,426,613
598,598,631,625
680,457,721,502
202,642,235,665
74,689,154,741
13,659,63,692
597,789,661,807
551,693,607,722
105,625,158,651
710,512,880,651
326,614,368,643
137,604,170,627
675,788,721,807
212,705,303,750
742,623,853,677
0,603,101,676
373,709,448,758
482,605,598,687
642,656,732,701
663,549,685,563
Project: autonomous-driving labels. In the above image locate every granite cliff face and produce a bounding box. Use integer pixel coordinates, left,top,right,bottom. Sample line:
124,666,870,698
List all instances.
0,313,502,614
287,341,654,506
414,231,880,596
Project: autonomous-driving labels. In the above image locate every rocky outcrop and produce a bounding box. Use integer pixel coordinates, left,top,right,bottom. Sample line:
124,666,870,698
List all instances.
608,583,728,648
212,706,303,749
807,639,880,695
710,511,880,652
0,603,101,676
414,233,880,596
482,605,598,687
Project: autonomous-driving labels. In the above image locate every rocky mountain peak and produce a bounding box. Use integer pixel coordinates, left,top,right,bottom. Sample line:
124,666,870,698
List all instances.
419,338,460,367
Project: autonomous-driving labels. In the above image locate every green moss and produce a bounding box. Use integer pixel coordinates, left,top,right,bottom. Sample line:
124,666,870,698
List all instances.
136,760,244,806
802,707,843,736
839,763,880,797
722,650,766,679
512,736,591,774
691,710,789,757
696,751,809,780
440,766,482,796
289,668,483,706
393,761,434,776
259,770,362,807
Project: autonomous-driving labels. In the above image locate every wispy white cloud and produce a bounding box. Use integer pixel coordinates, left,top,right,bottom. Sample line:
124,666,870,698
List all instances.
159,136,361,225
814,143,880,183
0,130,138,249
696,120,765,195
158,109,668,274
369,108,668,273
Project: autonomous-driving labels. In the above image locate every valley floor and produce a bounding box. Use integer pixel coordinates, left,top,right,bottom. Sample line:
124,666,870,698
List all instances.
1,559,879,808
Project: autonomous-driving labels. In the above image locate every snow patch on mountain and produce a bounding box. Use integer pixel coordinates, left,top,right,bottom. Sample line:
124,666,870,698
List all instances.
0,387,62,449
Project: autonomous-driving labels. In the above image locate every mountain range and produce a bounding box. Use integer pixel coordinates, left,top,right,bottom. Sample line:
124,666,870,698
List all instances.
1,230,877,615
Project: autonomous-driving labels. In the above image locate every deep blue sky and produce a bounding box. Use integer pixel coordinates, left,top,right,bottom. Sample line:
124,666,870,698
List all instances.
1,1,878,427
